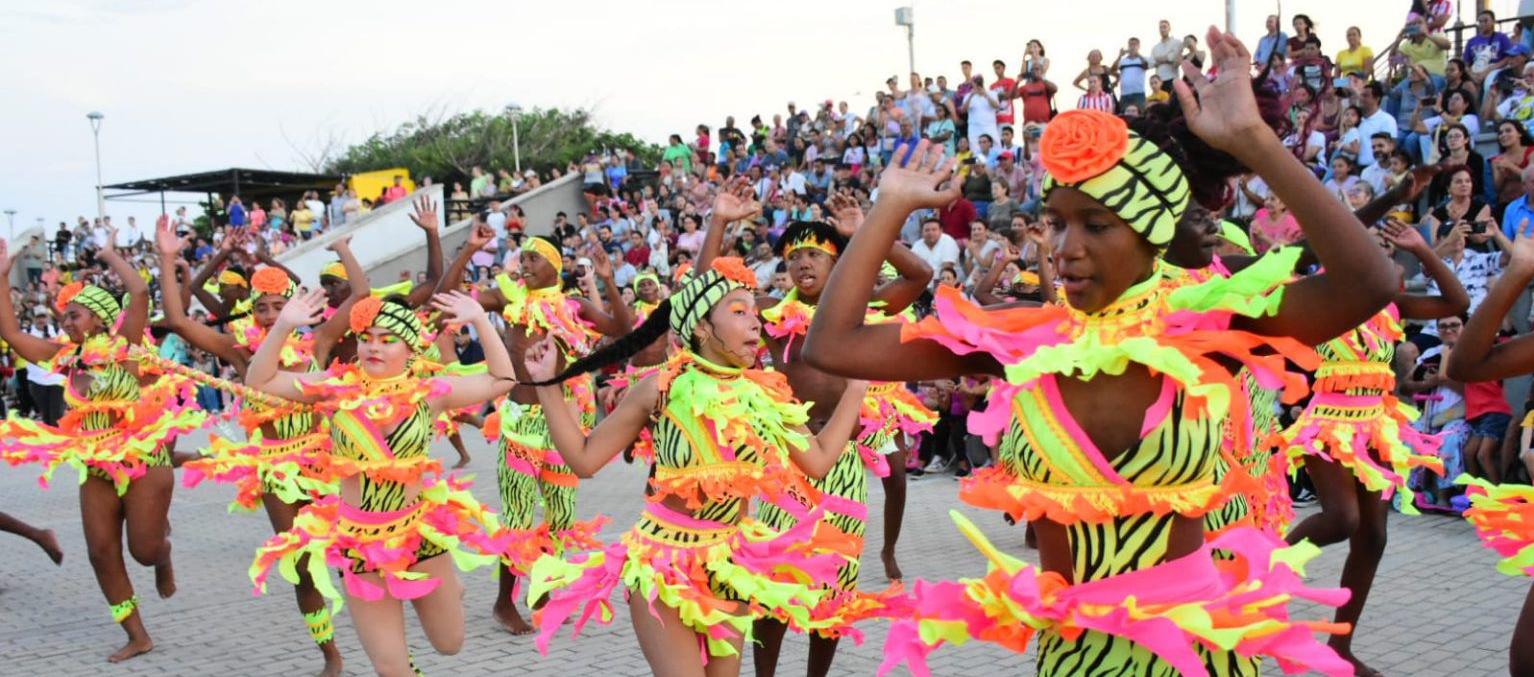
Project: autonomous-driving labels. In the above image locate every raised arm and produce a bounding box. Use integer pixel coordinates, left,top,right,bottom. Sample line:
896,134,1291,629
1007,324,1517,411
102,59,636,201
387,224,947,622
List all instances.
1448,221,1534,382
1176,29,1397,344
802,140,1004,382
828,192,934,313
787,380,869,479
403,196,445,308
98,230,149,345
311,236,369,362
154,219,244,368
1385,219,1470,320
695,177,761,275
425,291,518,413
972,246,1012,305
526,337,654,477
575,244,632,336
0,240,62,363
189,238,237,318
246,289,329,402
252,234,301,286
442,221,507,312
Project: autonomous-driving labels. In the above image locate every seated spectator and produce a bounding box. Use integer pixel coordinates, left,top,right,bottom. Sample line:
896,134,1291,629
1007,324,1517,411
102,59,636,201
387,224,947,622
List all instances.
1465,9,1515,87
1389,16,1450,87
1324,154,1361,202
1491,119,1534,206
911,218,961,278
1425,166,1496,252
1412,88,1480,164
1250,192,1301,254
1427,123,1486,204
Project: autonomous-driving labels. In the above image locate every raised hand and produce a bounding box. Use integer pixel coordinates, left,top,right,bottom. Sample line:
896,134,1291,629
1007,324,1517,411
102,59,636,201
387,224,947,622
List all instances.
430,290,486,326
468,222,496,249
278,289,328,328
326,235,353,253
826,192,865,237
155,219,186,257
523,336,559,383
0,239,12,277
875,139,960,211
712,177,761,223
588,244,613,280
409,196,440,232
1381,219,1430,254
1173,27,1265,155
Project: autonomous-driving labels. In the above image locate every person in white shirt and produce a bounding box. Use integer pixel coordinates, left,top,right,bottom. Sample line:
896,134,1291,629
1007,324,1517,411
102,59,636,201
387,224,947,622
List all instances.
1151,19,1183,83
114,217,144,252
910,219,961,280
25,322,66,425
1359,133,1396,194
1356,81,1398,167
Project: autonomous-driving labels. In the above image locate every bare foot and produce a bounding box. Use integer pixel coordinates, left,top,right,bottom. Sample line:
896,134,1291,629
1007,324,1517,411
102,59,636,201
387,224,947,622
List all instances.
494,605,535,636
881,549,903,581
155,558,176,599
34,529,63,565
453,454,471,470
107,637,153,663
316,653,344,677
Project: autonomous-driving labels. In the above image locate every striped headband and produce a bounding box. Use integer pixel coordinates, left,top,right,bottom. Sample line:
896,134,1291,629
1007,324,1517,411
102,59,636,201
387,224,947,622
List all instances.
56,282,121,325
349,297,425,351
669,257,758,342
524,237,563,277
249,267,297,302
1041,110,1190,246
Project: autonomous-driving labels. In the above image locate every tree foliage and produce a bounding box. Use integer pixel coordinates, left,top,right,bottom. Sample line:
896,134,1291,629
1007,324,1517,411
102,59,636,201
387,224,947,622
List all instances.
325,107,660,183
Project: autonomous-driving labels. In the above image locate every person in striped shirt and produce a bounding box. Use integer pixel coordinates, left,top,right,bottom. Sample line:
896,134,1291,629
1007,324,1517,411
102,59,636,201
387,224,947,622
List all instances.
1077,74,1116,112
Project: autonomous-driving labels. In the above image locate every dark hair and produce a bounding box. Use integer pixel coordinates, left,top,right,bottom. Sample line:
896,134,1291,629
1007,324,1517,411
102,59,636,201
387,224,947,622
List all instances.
960,59,972,66
527,299,675,386
1439,122,1472,156
993,59,1006,68
1391,149,1415,167
775,220,847,257
1362,81,1386,101
1293,14,1314,32
1127,82,1283,211
1501,119,1534,149
1480,9,1496,21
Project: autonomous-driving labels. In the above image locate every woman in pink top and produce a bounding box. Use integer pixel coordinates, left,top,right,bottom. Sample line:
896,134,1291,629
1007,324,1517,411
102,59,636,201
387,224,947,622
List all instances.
1250,192,1302,253
249,201,267,230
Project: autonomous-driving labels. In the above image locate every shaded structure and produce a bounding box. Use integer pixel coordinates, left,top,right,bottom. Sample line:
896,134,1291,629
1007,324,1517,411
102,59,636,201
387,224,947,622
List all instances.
102,168,342,222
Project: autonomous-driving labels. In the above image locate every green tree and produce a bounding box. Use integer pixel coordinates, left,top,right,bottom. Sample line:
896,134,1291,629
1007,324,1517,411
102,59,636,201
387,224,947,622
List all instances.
326,107,660,183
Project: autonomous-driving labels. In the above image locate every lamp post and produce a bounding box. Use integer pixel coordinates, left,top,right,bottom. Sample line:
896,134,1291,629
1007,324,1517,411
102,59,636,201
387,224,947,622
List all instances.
895,7,915,78
3,210,15,241
87,111,104,221
505,103,524,175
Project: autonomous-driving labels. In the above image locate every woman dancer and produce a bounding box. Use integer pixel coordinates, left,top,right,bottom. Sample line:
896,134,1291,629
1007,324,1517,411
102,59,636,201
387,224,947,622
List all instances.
1444,221,1534,676
1278,215,1467,676
0,233,206,663
803,30,1397,676
153,220,354,676
244,289,519,676
522,257,870,677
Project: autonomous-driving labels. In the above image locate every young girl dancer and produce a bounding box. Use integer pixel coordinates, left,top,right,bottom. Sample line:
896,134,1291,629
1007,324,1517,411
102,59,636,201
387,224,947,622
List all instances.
521,257,870,677
0,233,206,663
802,29,1399,676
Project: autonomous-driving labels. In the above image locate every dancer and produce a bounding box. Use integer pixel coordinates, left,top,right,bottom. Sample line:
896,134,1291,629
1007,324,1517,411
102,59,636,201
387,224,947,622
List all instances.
1444,220,1534,676
604,270,671,464
1278,216,1467,676
442,222,630,635
695,186,934,677
0,233,206,663
244,289,518,677
802,30,1398,675
153,220,351,676
522,257,870,677
0,511,64,565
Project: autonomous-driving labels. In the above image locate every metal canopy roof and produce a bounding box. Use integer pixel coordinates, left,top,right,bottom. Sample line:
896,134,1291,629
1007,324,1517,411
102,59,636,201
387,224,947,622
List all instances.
102,168,341,199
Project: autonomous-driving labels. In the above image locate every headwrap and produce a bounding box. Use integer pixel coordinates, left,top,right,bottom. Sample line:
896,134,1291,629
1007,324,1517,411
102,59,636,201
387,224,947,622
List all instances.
349,297,425,351
218,269,249,288
776,221,846,259
320,261,348,281
56,282,121,326
370,280,414,298
249,267,297,302
1040,110,1190,247
523,237,563,277
632,272,660,291
669,257,758,342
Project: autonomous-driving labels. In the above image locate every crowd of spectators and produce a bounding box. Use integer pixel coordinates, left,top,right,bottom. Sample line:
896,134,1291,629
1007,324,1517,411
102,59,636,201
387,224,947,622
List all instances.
13,3,1534,505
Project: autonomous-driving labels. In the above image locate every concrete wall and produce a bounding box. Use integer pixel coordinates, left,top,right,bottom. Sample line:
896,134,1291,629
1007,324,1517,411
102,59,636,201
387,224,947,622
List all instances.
6,225,48,289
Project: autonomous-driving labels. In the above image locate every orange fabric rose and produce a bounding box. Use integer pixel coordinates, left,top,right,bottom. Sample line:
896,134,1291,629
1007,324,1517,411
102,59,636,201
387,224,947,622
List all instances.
1039,110,1130,183
711,256,758,290
349,296,383,335
250,267,294,297
56,281,85,313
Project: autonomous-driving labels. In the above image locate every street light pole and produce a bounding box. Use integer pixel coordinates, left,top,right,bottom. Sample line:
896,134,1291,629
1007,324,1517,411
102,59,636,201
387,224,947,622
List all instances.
505,103,524,175
4,210,15,242
895,7,915,77
87,111,104,221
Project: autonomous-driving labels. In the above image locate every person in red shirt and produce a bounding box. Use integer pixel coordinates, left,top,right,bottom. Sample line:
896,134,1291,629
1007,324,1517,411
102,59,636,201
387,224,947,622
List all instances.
1017,68,1057,124
990,59,1017,127
1461,323,1514,483
938,195,977,243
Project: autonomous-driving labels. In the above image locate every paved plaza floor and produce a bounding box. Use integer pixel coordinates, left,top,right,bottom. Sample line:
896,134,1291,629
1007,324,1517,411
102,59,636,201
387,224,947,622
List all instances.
0,430,1520,675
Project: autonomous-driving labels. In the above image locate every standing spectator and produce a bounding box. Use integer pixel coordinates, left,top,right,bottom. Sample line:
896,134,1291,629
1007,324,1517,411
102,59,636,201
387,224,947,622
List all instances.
470,165,493,198
227,195,246,227
961,75,1000,153
1336,26,1376,77
1112,38,1148,112
20,237,44,285
383,175,408,204
1287,14,1321,59
115,216,143,253
1254,14,1289,66
1023,40,1050,78
1357,81,1397,168
250,200,268,230
911,218,961,275
989,60,1016,128
1150,19,1182,85
1016,68,1057,124
305,191,326,232
51,221,70,263
662,134,693,174
1076,74,1115,112
925,104,957,157
291,200,315,240
25,318,64,426
1465,9,1515,86
606,155,628,192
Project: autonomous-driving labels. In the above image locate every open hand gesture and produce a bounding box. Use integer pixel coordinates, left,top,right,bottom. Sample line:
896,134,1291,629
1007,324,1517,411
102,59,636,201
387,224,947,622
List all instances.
278,289,328,328
468,222,496,249
826,192,865,237
1174,27,1265,155
155,219,187,257
409,196,440,233
1381,219,1429,254
713,177,761,223
588,244,613,280
875,139,960,211
430,290,485,326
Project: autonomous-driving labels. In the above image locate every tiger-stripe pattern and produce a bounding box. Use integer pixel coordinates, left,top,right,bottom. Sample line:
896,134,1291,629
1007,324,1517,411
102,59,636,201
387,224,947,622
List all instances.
333,399,444,567
78,361,171,477
496,402,577,532
755,443,867,591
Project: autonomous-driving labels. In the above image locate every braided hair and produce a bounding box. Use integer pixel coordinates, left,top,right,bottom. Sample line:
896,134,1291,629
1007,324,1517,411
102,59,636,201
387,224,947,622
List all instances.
525,299,675,386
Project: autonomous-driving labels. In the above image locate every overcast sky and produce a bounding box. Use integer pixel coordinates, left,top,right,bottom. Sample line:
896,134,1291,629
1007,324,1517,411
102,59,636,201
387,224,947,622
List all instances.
0,0,1520,237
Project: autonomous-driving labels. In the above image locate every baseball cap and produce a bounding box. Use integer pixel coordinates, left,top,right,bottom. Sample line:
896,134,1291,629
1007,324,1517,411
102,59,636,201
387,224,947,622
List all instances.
998,151,1015,161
